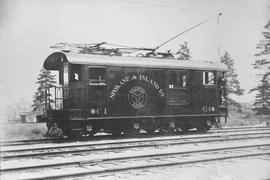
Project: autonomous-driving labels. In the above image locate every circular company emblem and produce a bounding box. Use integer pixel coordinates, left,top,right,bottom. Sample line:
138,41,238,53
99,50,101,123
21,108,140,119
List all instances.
128,86,147,109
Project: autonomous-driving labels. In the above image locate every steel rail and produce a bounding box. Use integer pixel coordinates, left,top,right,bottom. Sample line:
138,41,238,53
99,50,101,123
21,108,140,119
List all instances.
2,131,270,153
1,133,270,160
2,144,269,179
1,126,269,147
216,126,269,130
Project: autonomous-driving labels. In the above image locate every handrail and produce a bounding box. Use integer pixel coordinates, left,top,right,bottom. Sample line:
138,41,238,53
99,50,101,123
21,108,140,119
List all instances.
45,86,70,110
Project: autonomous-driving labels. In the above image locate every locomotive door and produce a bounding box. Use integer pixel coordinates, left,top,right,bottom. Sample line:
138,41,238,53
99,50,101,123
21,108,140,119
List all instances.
167,70,189,105
201,71,218,113
88,67,107,112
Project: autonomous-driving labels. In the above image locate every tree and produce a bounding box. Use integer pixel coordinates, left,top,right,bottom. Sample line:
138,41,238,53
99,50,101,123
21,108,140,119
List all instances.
220,51,244,112
250,20,270,115
175,41,192,60
32,68,56,111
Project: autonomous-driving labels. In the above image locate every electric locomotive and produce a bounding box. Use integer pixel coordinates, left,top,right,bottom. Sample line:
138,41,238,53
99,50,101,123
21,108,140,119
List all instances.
41,43,228,137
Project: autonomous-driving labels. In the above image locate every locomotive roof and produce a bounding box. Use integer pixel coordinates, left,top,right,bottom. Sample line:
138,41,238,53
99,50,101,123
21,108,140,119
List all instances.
44,52,228,71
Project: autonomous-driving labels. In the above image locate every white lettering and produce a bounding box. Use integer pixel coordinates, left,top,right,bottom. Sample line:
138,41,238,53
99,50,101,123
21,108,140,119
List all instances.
131,75,137,80
110,74,165,99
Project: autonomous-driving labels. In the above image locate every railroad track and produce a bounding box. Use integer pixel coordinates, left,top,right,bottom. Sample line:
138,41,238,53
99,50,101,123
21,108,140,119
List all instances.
1,126,269,147
1,130,270,160
1,126,270,180
1,131,270,157
1,143,269,180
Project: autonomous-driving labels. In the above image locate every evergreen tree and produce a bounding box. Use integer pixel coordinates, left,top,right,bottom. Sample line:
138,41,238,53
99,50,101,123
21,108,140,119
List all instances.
32,68,56,111
175,41,192,60
250,20,270,115
220,51,244,112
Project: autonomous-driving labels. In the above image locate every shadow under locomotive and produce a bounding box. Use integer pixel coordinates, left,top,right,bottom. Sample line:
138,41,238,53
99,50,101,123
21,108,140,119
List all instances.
39,50,228,138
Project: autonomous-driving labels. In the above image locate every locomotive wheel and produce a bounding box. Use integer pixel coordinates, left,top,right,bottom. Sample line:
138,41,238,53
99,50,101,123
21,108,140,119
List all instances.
86,124,95,136
142,119,158,134
81,130,94,137
196,121,211,132
145,128,155,134
81,123,97,137
126,121,141,137
64,130,81,139
166,121,176,134
111,129,122,136
111,124,123,136
65,129,92,139
180,126,190,133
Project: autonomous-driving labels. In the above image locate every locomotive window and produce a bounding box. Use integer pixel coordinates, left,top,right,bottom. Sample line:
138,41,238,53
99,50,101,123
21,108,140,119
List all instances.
89,67,106,85
168,72,177,88
168,71,188,89
71,65,82,81
203,72,216,85
179,74,187,88
167,71,189,105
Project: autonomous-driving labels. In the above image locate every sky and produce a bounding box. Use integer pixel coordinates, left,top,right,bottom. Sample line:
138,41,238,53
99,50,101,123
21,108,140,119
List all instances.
0,0,269,113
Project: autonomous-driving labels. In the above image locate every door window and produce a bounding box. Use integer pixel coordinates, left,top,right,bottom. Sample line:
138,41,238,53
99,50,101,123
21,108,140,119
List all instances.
168,71,177,88
167,71,189,105
168,71,188,89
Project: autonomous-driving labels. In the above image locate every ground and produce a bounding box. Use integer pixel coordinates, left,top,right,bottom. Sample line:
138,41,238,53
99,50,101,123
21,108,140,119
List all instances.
0,122,47,141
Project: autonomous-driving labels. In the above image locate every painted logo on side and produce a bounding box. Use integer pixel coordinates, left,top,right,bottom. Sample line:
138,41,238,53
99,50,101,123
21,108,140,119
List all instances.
128,86,147,109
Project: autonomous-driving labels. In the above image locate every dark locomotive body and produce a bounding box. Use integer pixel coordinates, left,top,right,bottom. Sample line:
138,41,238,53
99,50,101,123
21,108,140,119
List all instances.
42,51,227,137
